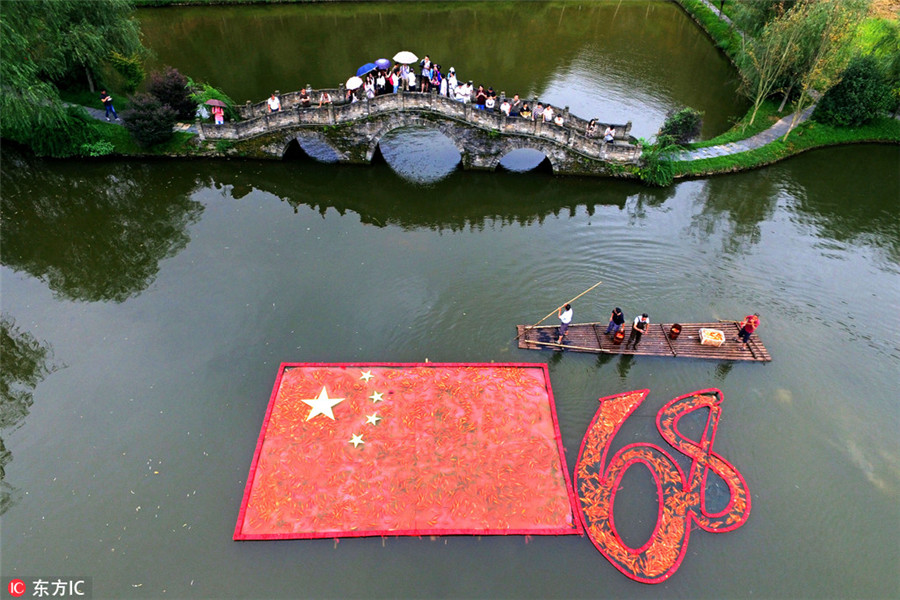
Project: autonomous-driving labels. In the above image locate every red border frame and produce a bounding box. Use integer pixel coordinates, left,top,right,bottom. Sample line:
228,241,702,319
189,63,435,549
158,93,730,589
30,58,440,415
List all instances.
234,362,583,540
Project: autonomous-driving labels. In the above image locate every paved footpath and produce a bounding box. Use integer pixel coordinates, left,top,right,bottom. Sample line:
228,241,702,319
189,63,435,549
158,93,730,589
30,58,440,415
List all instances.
78,103,197,133
676,106,815,161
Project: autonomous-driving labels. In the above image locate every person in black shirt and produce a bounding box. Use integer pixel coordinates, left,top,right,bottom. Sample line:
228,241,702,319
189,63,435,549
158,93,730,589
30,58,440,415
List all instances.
605,307,625,334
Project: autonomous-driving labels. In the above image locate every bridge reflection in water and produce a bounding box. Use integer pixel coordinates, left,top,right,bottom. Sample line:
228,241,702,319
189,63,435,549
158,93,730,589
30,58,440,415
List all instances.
198,89,640,176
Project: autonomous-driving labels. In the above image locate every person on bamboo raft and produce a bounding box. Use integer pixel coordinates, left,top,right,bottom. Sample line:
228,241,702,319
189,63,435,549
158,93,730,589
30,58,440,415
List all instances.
735,313,760,349
626,313,649,350
605,307,626,335
557,304,573,345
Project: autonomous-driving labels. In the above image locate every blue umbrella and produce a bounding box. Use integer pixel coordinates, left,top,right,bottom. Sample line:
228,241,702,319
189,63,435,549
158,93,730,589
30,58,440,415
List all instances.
356,63,377,77
374,58,391,70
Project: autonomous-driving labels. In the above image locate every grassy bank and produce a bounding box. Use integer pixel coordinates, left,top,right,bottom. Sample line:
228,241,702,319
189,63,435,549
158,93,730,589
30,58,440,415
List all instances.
672,0,742,63
667,0,899,182
673,115,900,178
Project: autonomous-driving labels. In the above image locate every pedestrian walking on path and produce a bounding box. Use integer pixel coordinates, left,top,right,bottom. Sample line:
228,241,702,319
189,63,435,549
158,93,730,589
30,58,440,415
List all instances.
100,90,119,121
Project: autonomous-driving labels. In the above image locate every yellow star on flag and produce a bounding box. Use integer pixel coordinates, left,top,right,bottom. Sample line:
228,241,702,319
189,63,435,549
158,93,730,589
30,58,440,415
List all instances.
366,413,382,425
349,434,365,448
302,387,345,421
360,370,374,382
369,390,384,403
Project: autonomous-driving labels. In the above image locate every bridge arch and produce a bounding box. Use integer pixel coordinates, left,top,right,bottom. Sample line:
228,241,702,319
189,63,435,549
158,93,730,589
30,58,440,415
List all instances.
365,113,467,163
276,130,345,163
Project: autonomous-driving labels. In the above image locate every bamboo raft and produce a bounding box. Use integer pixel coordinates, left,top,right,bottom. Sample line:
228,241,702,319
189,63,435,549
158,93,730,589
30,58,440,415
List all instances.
516,321,772,362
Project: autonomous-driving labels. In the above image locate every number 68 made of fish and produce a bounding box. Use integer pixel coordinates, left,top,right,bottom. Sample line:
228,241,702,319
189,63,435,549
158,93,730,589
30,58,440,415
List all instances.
574,389,751,584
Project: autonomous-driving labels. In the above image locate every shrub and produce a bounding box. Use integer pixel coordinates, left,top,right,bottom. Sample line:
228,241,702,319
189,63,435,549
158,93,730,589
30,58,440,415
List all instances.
147,66,195,120
637,135,679,187
122,92,177,147
812,55,892,127
80,139,115,157
659,107,704,144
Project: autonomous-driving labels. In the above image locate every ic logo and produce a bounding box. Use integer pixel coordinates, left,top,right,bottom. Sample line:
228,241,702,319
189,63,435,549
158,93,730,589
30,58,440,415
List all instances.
7,579,26,597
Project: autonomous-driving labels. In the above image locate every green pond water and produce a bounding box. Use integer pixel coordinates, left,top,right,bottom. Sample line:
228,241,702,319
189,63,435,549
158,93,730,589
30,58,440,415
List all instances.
2,2,899,599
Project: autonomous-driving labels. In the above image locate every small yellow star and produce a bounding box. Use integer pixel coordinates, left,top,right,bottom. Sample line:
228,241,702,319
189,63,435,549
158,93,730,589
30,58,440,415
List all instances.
369,390,383,403
349,434,364,448
366,413,382,426
360,370,374,382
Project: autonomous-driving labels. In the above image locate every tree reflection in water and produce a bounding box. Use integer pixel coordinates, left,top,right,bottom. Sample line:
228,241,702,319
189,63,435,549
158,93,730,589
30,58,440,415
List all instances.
0,147,204,303
0,315,56,515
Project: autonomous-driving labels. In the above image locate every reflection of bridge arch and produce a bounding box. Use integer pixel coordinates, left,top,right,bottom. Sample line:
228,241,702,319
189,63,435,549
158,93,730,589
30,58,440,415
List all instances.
199,90,640,176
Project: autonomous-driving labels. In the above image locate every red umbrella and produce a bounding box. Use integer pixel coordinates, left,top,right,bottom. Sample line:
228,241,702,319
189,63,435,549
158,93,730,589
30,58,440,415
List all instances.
205,99,227,107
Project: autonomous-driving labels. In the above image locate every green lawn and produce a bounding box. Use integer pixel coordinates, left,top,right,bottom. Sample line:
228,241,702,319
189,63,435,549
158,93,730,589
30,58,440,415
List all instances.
673,116,900,178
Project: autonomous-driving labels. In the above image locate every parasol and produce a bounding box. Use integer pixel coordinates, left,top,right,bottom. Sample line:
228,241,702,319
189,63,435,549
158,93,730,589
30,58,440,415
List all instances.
374,58,391,70
345,76,363,90
356,63,377,77
392,50,418,64
205,99,227,107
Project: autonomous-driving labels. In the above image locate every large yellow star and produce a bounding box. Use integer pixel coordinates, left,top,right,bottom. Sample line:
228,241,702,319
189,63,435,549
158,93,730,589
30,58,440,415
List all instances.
302,387,345,421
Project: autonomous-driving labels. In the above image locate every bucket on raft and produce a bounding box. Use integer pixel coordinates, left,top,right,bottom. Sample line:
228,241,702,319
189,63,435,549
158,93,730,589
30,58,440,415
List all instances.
613,329,625,344
669,324,682,340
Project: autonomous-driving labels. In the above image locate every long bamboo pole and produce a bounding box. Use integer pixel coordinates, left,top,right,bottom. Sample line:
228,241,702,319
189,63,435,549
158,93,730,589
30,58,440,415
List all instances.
515,279,603,340
524,339,613,354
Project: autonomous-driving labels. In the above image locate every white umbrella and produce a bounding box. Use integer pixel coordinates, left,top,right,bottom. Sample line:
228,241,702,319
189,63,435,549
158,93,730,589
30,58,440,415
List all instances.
345,76,363,90
392,50,418,64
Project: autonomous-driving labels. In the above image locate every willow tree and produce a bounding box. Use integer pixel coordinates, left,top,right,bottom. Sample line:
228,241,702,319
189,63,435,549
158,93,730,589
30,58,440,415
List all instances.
0,0,145,155
779,0,869,140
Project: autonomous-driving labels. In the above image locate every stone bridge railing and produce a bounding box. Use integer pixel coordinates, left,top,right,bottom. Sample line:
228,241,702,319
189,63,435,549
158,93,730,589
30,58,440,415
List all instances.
197,89,641,170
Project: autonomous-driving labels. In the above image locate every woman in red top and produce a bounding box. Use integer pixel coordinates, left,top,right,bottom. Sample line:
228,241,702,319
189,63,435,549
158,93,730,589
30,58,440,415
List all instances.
737,313,760,348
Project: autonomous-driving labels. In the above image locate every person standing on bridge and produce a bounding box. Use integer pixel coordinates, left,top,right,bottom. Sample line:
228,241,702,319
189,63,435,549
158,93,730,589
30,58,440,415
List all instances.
543,105,555,123
399,63,410,91
474,85,487,109
510,94,522,117
447,67,458,97
604,126,615,143
267,93,281,113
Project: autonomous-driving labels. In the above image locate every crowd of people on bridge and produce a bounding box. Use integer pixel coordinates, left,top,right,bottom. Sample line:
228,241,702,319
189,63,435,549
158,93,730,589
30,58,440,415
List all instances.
255,52,621,143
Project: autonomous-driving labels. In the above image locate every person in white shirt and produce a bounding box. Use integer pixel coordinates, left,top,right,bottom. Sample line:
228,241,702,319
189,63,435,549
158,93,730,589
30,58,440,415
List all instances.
543,105,555,123
447,67,458,97
557,303,573,345
267,93,281,113
626,313,650,350
604,126,616,143
500,99,511,116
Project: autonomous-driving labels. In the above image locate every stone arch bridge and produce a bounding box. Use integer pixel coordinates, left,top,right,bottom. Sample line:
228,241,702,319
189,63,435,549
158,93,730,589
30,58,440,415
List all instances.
198,89,641,176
